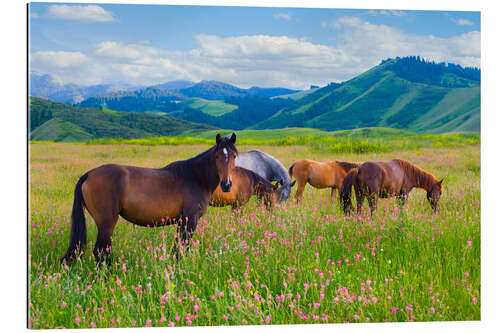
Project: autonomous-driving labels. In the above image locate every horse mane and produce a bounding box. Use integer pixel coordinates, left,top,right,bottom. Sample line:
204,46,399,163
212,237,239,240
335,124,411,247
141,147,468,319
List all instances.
336,161,360,172
184,137,238,164
393,159,437,191
244,167,274,193
244,150,290,182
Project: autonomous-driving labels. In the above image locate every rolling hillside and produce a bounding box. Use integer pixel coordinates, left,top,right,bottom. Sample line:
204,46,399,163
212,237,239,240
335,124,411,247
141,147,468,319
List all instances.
176,98,238,116
252,57,480,133
31,57,480,139
79,80,299,113
29,97,216,142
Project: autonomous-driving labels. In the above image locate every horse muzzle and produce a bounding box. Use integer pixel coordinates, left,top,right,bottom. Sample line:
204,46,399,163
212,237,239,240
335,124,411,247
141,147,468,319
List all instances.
220,179,232,192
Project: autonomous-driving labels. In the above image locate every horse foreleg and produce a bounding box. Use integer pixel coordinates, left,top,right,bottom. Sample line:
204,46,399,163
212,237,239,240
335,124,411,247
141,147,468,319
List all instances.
355,185,364,215
294,180,307,203
173,215,199,260
367,193,377,216
396,192,408,212
330,187,337,202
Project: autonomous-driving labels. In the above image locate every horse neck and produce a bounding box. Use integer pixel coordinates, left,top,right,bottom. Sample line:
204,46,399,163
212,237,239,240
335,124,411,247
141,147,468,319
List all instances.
274,162,291,183
398,160,435,191
414,172,436,191
251,174,269,196
192,148,220,191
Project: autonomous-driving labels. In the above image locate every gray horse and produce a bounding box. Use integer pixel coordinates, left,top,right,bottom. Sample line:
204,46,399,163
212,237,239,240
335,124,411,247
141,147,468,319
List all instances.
235,150,295,203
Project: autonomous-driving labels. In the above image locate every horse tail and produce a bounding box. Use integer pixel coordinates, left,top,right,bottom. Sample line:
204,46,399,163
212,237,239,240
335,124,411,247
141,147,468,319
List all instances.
336,161,360,172
61,173,88,263
340,168,358,215
288,162,296,178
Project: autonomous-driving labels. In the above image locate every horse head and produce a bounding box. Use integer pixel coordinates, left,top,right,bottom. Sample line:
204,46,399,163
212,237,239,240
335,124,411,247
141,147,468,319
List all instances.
427,178,444,212
276,179,296,203
214,133,238,192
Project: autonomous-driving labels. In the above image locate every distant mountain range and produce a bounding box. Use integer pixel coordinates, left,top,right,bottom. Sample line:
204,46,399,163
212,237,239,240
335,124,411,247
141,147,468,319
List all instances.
29,72,141,104
29,72,300,105
29,56,480,141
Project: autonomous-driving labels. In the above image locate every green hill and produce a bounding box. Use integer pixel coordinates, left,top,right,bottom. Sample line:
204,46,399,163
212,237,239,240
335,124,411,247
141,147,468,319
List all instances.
177,98,238,116
181,127,332,139
252,57,480,133
29,97,216,142
30,118,94,142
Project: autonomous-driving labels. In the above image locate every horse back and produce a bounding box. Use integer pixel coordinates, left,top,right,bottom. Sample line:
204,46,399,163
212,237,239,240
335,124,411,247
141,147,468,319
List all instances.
82,164,186,226
358,161,405,195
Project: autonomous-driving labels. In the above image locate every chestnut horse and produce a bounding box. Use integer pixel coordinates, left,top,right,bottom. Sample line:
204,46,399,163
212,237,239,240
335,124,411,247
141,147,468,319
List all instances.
210,167,279,210
61,133,238,264
340,159,444,215
288,160,360,202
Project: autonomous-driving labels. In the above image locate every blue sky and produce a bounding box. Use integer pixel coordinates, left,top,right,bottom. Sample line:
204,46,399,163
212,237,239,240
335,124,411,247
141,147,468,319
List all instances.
29,2,480,89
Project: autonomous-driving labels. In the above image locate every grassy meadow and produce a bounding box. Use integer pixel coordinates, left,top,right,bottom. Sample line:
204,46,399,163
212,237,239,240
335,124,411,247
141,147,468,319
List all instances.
28,137,480,328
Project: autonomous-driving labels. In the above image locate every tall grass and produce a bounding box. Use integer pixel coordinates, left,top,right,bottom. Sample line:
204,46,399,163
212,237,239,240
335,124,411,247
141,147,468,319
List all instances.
28,142,480,328
86,132,480,154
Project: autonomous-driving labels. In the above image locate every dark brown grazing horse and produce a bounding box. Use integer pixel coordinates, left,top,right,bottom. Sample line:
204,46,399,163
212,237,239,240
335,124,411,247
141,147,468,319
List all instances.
210,166,280,210
340,159,444,215
61,133,238,264
288,160,360,202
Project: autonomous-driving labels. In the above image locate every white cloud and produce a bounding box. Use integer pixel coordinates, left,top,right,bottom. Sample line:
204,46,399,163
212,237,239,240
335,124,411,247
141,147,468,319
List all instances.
94,41,162,59
274,13,291,21
47,5,115,22
365,10,407,17
332,16,480,69
30,17,480,89
456,18,474,26
31,51,89,68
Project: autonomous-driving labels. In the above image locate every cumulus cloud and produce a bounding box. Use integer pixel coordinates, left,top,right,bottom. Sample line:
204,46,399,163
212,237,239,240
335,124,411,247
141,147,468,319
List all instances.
47,5,115,22
332,16,480,69
94,41,162,59
365,10,407,17
456,18,474,26
274,13,291,21
30,17,480,89
31,51,89,68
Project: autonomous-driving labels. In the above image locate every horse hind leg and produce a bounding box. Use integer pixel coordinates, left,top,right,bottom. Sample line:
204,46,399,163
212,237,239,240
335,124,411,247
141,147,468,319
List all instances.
93,214,118,266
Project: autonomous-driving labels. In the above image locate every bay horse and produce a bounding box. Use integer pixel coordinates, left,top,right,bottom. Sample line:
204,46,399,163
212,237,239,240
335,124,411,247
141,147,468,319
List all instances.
61,133,238,264
209,166,280,210
288,159,360,202
340,159,444,215
235,150,296,203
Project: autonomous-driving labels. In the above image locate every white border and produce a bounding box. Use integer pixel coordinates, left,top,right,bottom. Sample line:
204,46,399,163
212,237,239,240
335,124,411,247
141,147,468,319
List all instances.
2,0,498,332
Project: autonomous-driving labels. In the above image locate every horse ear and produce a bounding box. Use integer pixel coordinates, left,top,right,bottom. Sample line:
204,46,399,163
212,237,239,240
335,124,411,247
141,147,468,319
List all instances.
438,177,445,185
290,180,296,187
230,132,236,144
216,133,222,144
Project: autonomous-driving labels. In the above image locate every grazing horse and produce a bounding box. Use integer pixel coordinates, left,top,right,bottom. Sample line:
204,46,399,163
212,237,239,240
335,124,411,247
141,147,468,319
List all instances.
210,166,279,210
340,159,444,215
235,150,295,203
288,159,359,202
61,133,238,264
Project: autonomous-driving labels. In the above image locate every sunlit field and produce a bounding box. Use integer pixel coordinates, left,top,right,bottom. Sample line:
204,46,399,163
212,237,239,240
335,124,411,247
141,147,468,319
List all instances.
28,142,480,328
